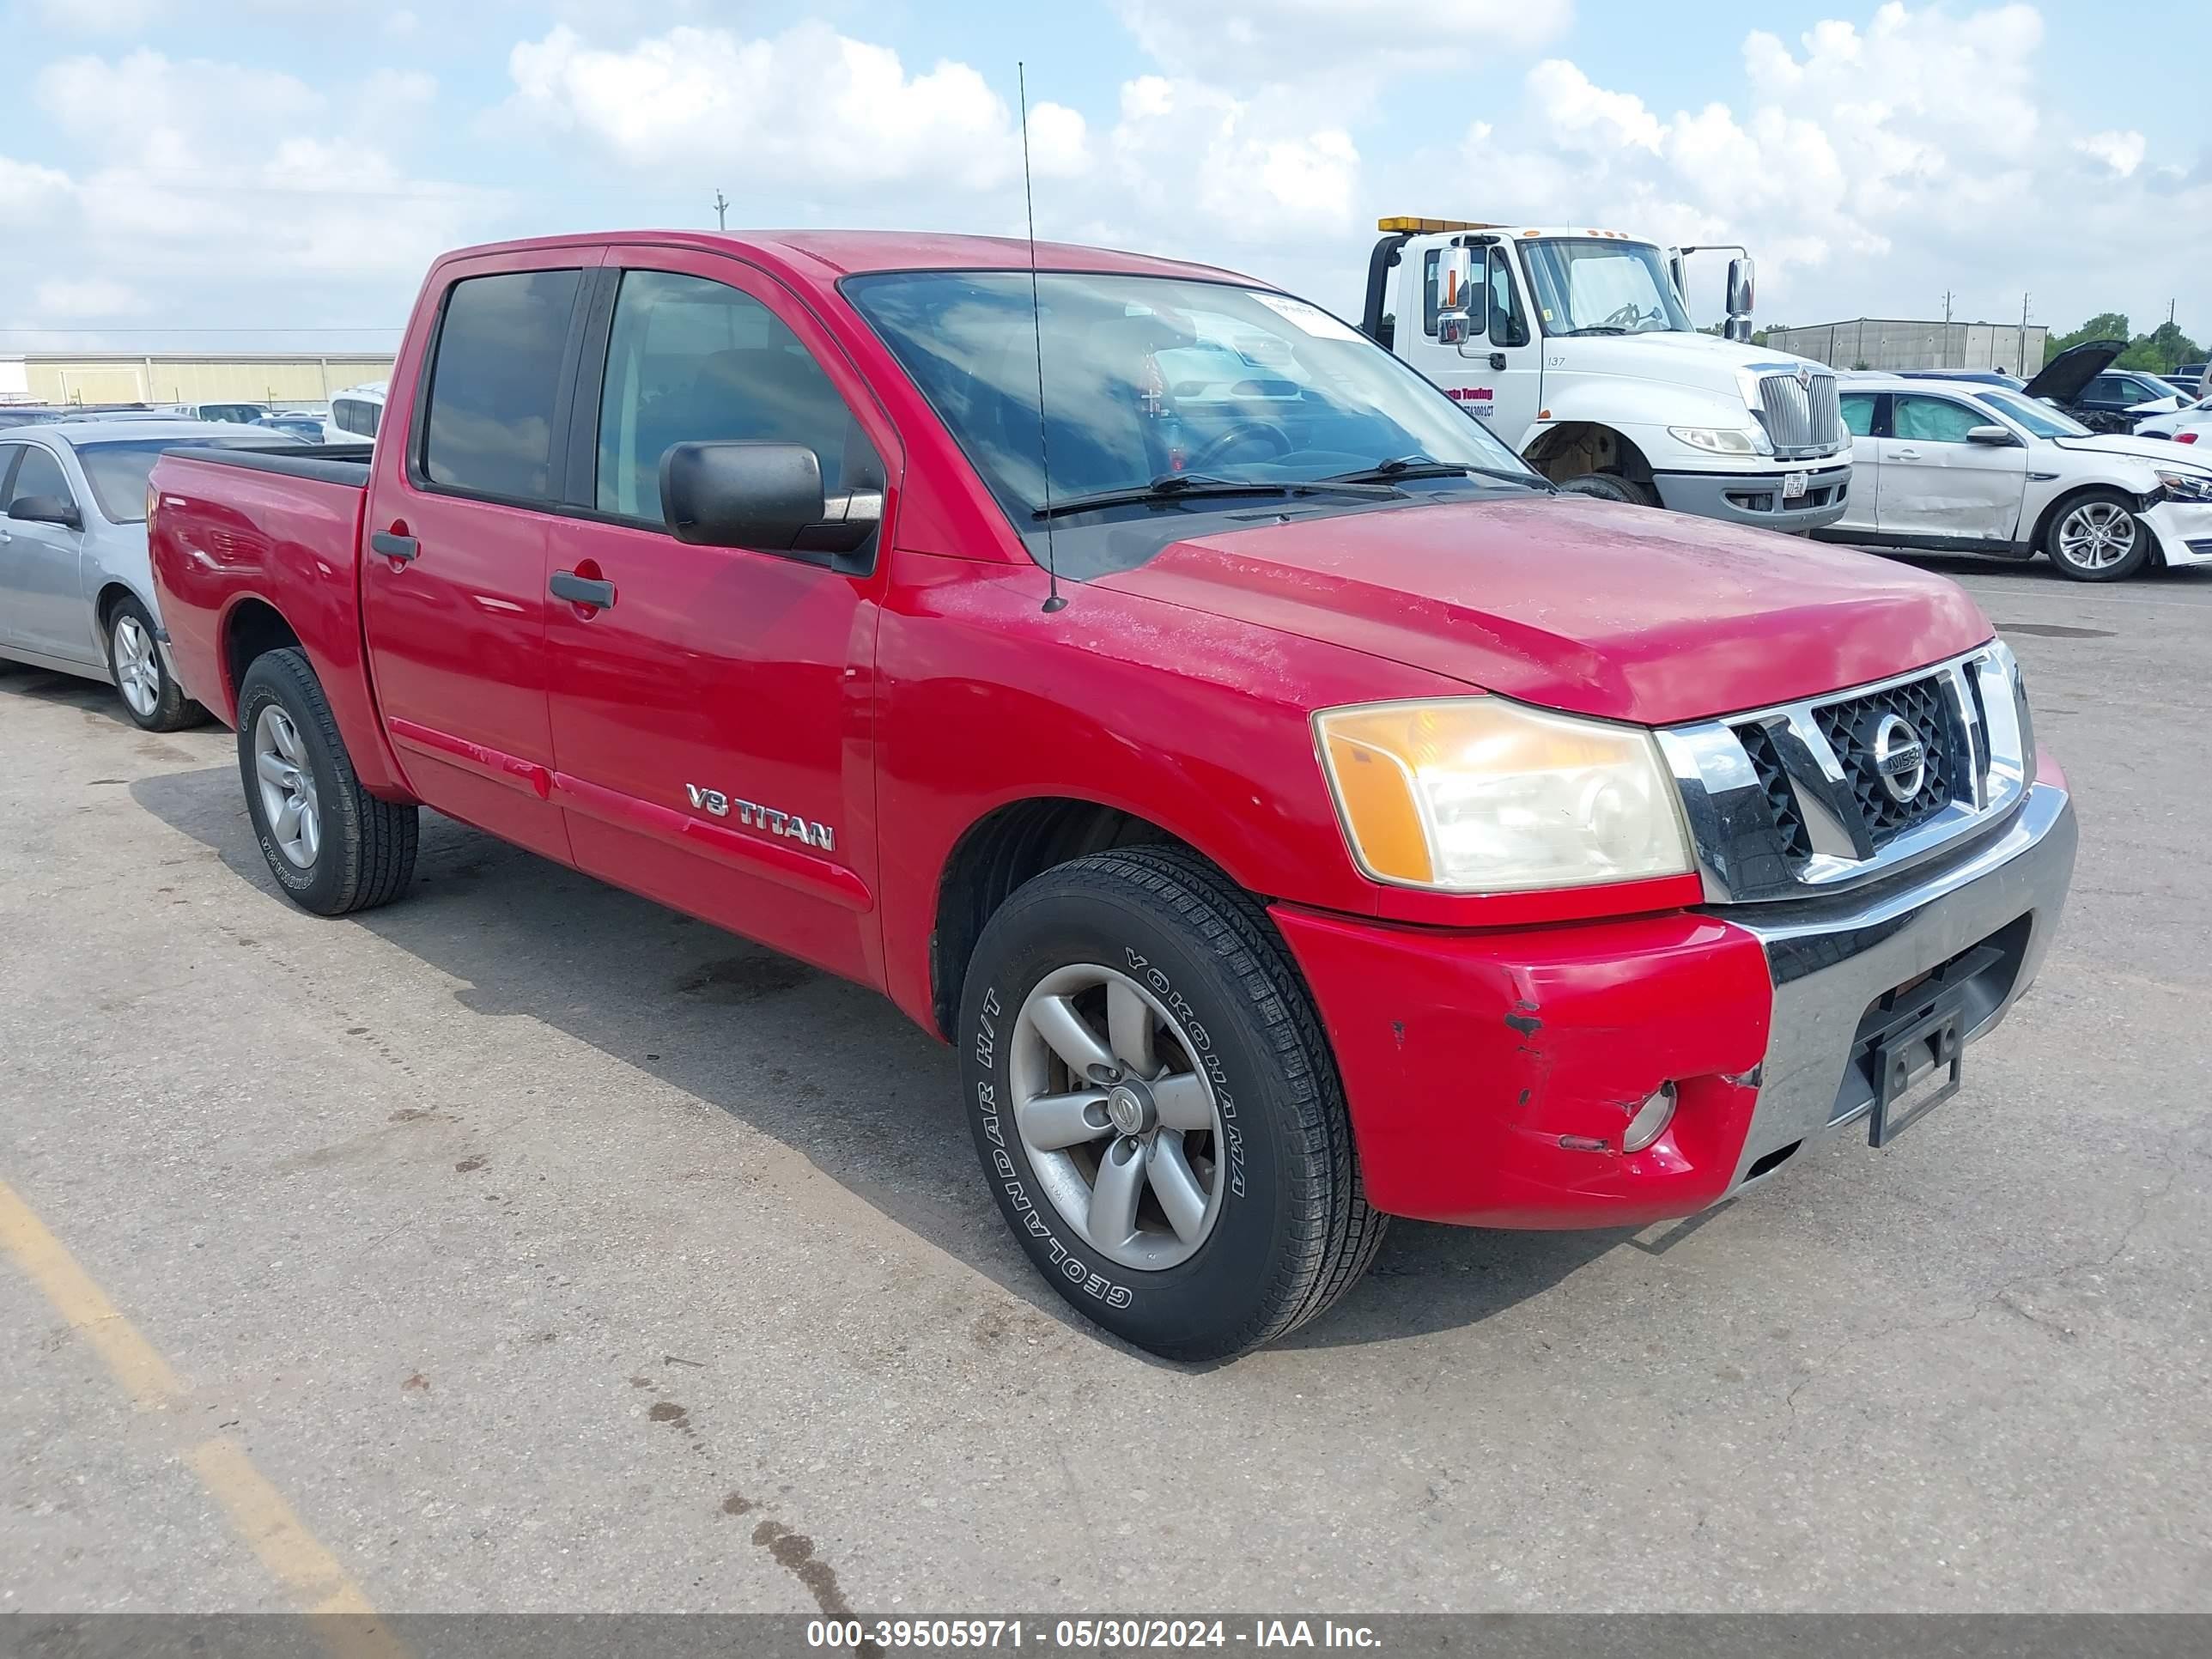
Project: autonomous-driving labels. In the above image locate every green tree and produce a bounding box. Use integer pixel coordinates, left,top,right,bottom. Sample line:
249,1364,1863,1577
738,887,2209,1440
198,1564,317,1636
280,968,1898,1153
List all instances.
2116,321,2204,375
2045,312,2130,357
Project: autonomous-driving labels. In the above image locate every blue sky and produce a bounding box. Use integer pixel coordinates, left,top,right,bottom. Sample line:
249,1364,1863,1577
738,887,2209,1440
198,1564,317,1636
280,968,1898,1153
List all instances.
3,0,2207,355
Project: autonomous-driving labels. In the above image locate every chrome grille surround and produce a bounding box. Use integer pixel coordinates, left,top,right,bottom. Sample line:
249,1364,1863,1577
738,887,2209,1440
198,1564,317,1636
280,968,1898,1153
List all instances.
1655,641,2033,904
1756,369,1846,458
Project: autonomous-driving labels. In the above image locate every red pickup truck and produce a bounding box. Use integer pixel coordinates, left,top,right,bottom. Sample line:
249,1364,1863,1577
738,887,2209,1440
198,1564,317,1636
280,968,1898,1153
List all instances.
149,230,2076,1358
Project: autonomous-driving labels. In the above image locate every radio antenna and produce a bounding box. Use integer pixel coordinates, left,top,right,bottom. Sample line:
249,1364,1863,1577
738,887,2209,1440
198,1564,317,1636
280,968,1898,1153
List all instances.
1018,61,1066,614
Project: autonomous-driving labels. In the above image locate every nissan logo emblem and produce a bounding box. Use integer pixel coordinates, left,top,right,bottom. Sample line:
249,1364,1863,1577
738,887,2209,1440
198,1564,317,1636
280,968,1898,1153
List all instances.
1872,714,1927,803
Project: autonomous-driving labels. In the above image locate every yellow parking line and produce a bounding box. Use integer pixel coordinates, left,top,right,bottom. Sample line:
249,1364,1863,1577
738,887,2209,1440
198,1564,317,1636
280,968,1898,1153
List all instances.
1,1176,407,1659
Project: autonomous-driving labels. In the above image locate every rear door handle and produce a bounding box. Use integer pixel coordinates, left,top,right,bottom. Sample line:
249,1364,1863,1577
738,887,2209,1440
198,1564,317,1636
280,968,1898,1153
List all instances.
370,531,419,562
550,570,616,610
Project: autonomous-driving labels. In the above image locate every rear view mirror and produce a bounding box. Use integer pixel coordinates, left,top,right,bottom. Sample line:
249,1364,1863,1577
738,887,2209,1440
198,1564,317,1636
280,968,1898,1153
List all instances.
661,441,881,563
7,495,81,530
1965,424,2020,447
1433,246,1477,346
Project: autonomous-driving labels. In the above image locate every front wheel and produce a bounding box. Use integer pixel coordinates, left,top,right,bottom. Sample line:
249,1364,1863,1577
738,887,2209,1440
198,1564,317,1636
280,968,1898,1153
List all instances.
106,596,206,732
235,647,418,915
2045,489,2150,580
959,847,1385,1360
1556,472,1654,506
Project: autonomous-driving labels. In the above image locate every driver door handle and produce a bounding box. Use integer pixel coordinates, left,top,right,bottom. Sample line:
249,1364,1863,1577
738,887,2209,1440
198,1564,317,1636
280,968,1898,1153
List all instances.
550,569,617,610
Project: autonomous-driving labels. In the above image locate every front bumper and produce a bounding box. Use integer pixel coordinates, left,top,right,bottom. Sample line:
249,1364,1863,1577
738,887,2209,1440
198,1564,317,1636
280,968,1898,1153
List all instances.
1653,462,1851,532
2143,498,2212,567
1274,771,2075,1229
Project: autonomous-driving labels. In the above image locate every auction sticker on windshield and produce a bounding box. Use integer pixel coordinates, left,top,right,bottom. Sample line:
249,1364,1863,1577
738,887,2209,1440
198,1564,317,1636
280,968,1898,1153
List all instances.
1251,293,1365,343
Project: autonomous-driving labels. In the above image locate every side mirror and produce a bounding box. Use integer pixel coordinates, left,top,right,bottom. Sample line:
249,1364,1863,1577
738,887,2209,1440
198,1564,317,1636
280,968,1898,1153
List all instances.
1965,424,2020,447
1723,316,1754,343
1433,246,1477,346
660,441,880,562
1725,255,1757,321
7,494,81,530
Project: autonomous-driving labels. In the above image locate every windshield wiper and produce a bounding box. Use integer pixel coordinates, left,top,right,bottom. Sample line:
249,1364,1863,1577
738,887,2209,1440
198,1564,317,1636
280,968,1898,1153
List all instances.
1032,472,1395,521
1320,455,1547,490
1561,325,1630,337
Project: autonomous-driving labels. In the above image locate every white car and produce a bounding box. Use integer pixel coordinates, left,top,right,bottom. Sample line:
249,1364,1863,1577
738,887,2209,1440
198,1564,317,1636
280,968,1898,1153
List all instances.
1813,375,2212,581
2137,394,2212,448
323,380,386,446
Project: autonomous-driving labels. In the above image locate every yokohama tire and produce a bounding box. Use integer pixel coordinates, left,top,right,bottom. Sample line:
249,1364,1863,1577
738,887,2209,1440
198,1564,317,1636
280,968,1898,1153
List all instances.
959,847,1386,1360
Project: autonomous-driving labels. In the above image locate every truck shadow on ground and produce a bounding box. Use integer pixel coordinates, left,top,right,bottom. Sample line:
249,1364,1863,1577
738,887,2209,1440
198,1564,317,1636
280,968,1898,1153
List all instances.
131,760,1680,1361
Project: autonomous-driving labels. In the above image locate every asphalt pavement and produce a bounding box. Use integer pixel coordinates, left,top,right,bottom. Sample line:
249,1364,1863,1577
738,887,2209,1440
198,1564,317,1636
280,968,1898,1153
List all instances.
3,556,2209,1616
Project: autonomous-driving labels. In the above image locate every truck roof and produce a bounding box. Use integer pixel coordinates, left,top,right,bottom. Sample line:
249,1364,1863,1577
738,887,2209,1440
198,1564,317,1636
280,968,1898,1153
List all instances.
434,229,1255,288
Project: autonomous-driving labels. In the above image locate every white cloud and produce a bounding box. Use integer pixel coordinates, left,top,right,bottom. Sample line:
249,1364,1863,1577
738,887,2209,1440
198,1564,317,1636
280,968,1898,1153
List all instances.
1420,3,2210,331
1108,78,1360,240
506,23,1088,194
2076,130,2145,177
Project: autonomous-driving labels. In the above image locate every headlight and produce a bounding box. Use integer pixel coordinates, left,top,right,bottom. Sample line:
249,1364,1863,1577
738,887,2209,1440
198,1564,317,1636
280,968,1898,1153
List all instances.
1668,425,1770,456
2154,467,2212,502
1314,699,1693,892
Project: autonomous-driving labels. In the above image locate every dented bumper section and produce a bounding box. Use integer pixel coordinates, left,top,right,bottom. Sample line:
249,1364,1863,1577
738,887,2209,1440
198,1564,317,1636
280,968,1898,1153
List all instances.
1273,778,2076,1231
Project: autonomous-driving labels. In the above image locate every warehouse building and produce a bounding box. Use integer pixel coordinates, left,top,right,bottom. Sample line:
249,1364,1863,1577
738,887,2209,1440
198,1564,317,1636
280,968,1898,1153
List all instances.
0,351,396,411
1762,319,2049,376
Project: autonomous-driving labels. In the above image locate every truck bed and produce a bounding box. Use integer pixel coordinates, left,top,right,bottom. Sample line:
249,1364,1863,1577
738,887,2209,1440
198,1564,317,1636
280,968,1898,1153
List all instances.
148,442,410,795
164,441,374,487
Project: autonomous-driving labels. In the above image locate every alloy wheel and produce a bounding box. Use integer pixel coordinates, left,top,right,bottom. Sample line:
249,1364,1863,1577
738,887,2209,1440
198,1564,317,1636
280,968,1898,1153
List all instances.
253,705,322,869
1010,963,1227,1270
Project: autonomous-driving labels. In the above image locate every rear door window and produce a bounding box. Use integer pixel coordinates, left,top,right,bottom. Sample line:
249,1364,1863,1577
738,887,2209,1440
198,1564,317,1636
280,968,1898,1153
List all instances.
1840,393,1878,436
421,269,582,502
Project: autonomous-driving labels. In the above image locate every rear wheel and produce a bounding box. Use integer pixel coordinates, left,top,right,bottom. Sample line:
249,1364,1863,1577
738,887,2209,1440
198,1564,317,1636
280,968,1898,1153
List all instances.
959,846,1385,1360
1556,472,1654,506
106,596,205,732
2045,489,2150,580
235,647,417,915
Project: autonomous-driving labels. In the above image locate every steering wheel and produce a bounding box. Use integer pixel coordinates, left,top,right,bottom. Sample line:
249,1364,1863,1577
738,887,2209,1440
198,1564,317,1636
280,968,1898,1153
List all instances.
1599,302,1650,331
1187,421,1294,471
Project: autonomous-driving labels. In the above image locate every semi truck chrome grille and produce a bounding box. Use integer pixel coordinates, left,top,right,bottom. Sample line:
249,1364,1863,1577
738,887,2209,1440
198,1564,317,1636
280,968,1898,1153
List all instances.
1757,370,1844,455
1654,642,2034,904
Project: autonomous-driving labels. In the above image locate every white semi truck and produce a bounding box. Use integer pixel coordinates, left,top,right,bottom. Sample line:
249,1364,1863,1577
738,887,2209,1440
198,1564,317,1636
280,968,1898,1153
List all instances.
1363,216,1852,532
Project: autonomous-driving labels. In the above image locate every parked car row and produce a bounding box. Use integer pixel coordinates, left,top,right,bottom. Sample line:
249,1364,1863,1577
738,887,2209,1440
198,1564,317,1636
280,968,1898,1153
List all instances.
1817,374,2212,580
0,420,309,726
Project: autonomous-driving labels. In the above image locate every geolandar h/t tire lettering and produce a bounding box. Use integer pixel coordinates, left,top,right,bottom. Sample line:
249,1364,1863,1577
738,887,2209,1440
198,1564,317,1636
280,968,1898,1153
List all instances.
234,647,419,916
959,846,1386,1360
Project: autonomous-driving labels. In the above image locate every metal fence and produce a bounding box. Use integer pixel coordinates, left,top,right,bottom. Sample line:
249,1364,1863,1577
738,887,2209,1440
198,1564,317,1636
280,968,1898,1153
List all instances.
1763,319,2049,375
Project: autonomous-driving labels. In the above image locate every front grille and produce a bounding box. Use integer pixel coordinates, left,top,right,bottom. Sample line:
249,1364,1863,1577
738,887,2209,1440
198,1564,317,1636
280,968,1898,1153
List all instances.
1735,721,1813,860
1811,676,1960,845
1759,371,1844,454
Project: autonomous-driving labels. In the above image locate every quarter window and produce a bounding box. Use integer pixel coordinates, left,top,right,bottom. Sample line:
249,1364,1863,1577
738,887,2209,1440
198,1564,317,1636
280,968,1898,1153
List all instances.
421,269,582,502
594,268,875,524
1892,396,1985,444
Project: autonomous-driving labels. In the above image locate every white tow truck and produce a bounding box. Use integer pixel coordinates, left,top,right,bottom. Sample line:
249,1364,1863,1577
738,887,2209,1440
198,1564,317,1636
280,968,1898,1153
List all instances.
1363,216,1852,532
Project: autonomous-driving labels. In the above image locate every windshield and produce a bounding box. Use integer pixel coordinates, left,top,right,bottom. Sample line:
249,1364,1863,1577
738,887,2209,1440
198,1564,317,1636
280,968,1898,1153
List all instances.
77,434,303,522
1979,392,2088,439
843,270,1536,532
1521,240,1693,336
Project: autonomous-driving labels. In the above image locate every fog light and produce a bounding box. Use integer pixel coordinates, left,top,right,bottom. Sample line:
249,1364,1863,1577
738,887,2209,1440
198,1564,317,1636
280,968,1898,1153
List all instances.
1622,1082,1677,1153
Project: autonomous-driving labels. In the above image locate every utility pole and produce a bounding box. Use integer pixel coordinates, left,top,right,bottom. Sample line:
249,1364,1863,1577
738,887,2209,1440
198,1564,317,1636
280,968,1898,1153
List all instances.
2019,292,2030,375
1941,289,1954,368
713,190,729,232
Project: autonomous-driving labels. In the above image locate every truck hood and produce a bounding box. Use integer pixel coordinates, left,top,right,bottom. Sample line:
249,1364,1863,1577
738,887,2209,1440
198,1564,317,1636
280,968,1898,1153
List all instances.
1550,329,1826,396
1091,494,1992,726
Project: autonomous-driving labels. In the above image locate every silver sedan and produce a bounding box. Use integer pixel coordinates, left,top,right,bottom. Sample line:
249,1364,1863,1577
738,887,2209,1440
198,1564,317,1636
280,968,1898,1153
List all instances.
0,419,304,728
